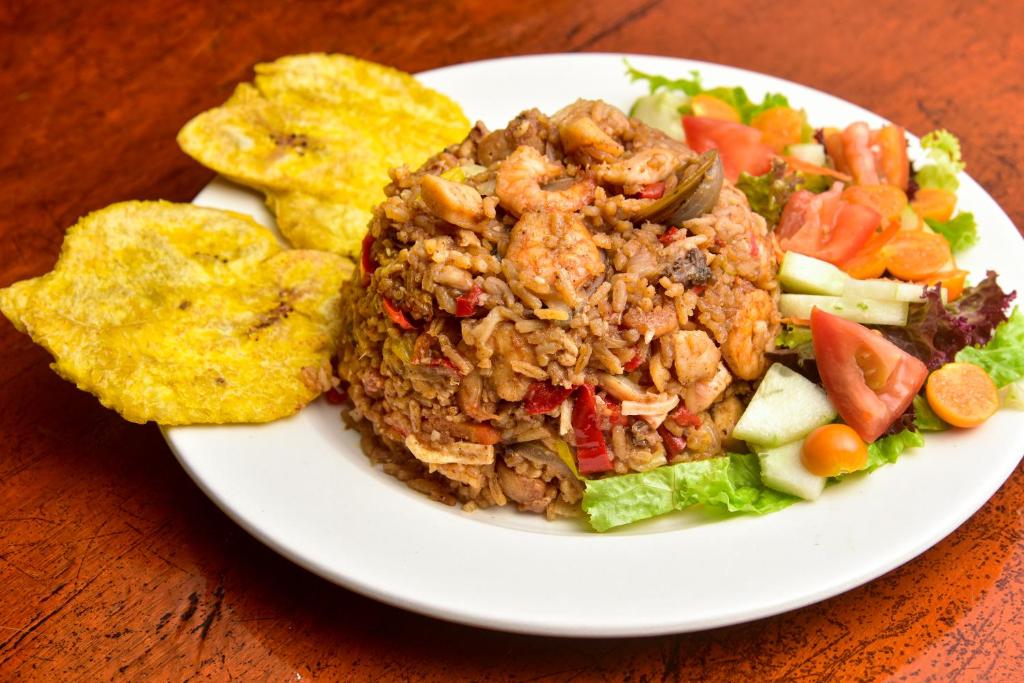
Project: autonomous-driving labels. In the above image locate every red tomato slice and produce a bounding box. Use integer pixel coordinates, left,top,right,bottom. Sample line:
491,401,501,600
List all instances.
682,116,774,183
810,308,928,443
776,184,881,265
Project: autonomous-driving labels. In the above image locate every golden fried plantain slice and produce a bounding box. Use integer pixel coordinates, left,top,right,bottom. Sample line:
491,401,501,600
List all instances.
0,201,353,425
177,53,470,257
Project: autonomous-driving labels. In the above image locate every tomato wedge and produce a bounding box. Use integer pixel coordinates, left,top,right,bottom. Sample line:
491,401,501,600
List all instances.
776,183,881,265
682,116,774,183
810,308,928,443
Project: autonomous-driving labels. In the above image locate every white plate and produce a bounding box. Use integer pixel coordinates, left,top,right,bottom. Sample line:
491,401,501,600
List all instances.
165,53,1024,636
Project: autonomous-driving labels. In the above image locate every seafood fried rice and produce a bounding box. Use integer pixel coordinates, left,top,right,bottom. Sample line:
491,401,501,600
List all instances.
336,100,780,519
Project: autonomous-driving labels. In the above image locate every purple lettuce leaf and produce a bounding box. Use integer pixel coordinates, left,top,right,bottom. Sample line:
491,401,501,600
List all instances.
878,271,1015,371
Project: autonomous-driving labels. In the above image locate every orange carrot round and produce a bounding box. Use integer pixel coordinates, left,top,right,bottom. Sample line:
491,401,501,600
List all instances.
911,187,958,223
690,94,741,122
884,230,952,281
921,269,968,301
926,362,999,428
751,106,804,153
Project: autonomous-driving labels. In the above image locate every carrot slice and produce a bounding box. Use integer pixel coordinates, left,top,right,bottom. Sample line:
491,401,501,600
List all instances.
921,269,968,301
884,230,952,281
926,362,999,428
690,94,740,122
842,184,908,223
911,187,958,222
751,107,804,153
782,155,852,182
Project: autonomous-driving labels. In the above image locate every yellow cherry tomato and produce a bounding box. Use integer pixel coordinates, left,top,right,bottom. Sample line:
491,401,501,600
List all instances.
801,424,869,477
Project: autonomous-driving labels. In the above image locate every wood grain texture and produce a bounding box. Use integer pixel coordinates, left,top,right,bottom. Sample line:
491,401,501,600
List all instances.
1,0,1022,679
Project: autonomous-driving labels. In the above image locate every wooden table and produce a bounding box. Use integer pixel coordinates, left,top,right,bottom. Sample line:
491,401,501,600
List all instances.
2,0,1022,679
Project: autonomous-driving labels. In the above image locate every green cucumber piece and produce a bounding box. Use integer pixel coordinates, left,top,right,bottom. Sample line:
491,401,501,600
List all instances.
779,294,909,326
758,440,825,500
778,251,847,295
843,278,947,303
785,143,826,167
733,364,837,447
630,91,687,141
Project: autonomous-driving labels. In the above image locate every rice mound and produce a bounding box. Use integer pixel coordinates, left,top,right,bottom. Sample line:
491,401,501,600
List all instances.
336,100,780,519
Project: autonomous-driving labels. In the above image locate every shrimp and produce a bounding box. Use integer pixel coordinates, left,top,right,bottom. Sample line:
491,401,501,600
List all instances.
722,287,777,380
495,146,595,216
559,116,624,164
683,362,732,414
671,330,721,385
420,174,484,231
506,212,604,297
551,99,631,139
489,322,533,402
595,147,680,187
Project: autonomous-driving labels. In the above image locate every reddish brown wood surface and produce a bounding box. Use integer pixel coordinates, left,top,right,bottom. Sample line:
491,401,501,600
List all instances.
2,0,1023,680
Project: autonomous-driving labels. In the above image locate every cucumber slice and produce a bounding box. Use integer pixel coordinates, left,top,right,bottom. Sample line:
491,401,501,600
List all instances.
779,294,909,326
630,91,687,141
778,252,847,295
733,364,837,447
843,278,947,303
758,440,825,500
786,143,826,167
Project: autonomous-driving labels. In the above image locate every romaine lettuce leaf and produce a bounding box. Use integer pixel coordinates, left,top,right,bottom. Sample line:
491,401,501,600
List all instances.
913,395,949,432
864,429,925,472
582,452,795,532
926,212,978,253
956,307,1024,387
915,129,965,191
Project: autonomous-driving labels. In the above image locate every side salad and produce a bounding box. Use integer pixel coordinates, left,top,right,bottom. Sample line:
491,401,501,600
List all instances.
581,64,1023,532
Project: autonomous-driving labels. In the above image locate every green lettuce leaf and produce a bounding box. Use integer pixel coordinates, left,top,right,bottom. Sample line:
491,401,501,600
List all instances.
624,62,789,125
956,307,1024,387
625,62,704,96
915,129,965,191
926,212,978,253
863,429,925,472
736,159,797,226
776,324,813,349
582,452,796,532
913,395,949,432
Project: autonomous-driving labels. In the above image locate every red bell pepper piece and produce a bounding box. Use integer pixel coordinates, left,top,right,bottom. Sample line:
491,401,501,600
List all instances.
382,298,415,330
603,397,628,427
637,181,666,199
524,381,574,415
658,426,687,456
572,384,613,474
669,404,702,428
361,233,377,287
623,347,646,372
659,226,680,245
324,387,347,405
455,284,484,317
